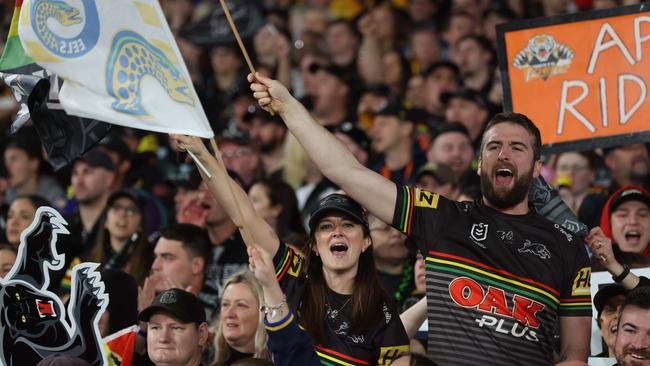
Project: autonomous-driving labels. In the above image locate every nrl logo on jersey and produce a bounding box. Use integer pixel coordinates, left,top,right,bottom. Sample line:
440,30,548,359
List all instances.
513,33,574,81
470,223,488,248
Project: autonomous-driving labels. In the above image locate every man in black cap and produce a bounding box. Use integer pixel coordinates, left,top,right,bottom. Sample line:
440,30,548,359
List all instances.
593,284,627,358
55,148,116,293
414,161,459,201
421,61,460,127
442,89,489,147
309,64,355,126
328,121,371,166
139,288,209,366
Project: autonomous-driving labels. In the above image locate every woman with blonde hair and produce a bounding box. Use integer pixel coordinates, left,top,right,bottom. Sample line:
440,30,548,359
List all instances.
212,271,268,366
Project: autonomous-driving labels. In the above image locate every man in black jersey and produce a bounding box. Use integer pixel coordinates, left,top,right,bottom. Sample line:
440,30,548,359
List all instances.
249,73,592,366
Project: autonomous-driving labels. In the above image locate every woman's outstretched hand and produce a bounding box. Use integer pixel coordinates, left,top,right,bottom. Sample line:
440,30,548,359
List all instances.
169,134,210,159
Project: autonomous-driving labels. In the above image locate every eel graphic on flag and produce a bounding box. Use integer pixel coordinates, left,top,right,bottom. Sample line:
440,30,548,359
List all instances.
18,0,214,138
0,0,112,171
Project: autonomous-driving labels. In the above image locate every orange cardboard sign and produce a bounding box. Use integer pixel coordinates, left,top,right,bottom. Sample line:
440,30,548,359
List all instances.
497,5,650,153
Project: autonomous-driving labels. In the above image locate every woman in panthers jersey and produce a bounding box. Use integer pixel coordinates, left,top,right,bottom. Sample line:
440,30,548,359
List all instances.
170,134,409,366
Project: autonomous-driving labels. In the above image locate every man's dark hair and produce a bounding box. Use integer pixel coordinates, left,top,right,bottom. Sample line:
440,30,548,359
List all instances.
457,34,495,64
16,195,52,212
159,224,211,265
480,112,542,161
619,286,650,317
0,243,17,254
326,18,361,40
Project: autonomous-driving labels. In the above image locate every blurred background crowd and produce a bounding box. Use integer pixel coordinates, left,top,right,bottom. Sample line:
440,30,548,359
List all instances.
0,0,649,365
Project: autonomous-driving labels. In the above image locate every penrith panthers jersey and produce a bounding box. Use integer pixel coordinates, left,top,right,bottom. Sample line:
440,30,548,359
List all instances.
392,185,591,366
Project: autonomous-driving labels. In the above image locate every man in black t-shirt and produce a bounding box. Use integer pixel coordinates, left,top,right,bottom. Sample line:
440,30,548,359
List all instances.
249,74,592,366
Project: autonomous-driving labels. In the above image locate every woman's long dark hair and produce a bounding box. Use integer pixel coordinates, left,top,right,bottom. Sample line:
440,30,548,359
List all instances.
252,179,307,245
88,195,152,285
298,225,390,344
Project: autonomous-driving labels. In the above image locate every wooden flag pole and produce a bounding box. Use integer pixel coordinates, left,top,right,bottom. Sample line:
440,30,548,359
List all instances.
209,0,270,247
218,0,276,118
208,137,255,248
218,0,256,76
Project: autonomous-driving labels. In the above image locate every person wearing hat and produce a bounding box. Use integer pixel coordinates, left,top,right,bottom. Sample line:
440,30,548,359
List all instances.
309,63,355,126
139,288,209,366
441,88,490,146
55,148,117,293
586,189,650,326
598,186,650,256
421,61,460,127
415,161,459,201
592,284,628,358
328,121,371,166
369,103,427,186
169,134,410,365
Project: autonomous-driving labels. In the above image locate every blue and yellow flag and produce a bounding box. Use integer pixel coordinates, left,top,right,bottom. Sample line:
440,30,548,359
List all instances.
18,0,213,138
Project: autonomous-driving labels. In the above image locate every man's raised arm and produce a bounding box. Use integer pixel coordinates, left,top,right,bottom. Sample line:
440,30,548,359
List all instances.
249,73,396,224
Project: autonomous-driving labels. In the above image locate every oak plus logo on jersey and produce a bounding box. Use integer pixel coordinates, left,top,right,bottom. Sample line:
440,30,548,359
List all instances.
470,223,488,248
448,277,545,342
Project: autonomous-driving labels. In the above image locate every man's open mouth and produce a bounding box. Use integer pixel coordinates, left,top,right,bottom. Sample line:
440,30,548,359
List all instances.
495,168,514,186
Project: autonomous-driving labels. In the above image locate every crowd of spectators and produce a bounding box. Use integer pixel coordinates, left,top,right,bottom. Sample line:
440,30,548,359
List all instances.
0,0,649,365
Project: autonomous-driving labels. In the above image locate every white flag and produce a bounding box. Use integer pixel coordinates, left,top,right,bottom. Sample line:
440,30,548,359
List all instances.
18,0,213,138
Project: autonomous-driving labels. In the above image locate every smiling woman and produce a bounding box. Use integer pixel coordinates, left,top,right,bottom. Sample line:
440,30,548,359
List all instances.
212,272,268,366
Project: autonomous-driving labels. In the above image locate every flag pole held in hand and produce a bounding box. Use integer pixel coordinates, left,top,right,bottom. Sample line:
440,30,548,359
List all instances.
218,0,256,75
218,0,275,116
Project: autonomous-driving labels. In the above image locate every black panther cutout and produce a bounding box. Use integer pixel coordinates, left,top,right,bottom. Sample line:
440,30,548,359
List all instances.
0,207,108,366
